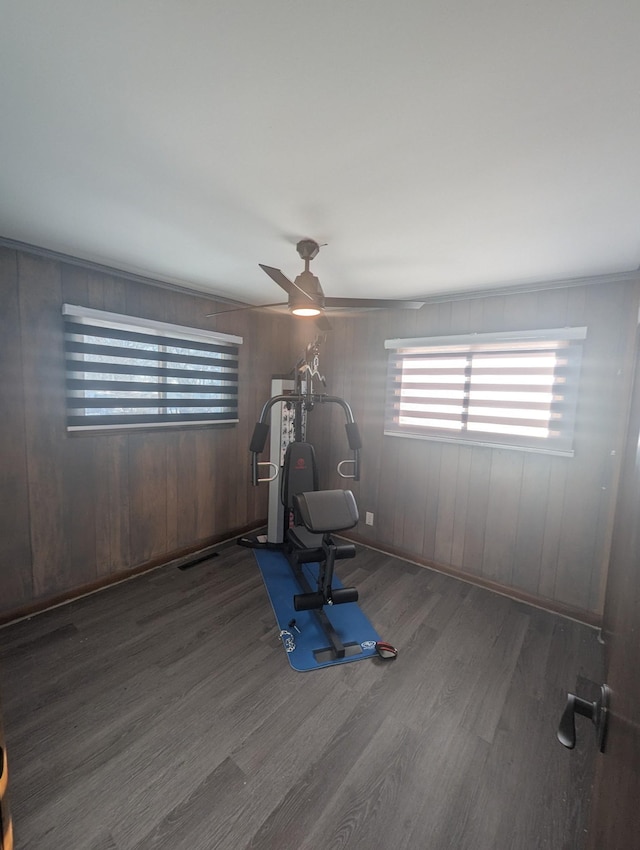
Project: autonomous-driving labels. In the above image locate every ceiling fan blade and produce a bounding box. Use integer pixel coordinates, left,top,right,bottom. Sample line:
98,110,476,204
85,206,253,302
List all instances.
324,297,425,310
315,314,333,331
205,301,287,317
259,264,298,296
259,263,320,302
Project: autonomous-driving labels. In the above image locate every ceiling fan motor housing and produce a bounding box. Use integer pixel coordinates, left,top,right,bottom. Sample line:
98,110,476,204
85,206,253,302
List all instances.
296,239,320,262
290,270,324,311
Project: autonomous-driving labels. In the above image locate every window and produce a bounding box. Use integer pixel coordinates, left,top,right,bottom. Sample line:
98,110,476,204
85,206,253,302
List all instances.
384,327,586,455
62,304,242,431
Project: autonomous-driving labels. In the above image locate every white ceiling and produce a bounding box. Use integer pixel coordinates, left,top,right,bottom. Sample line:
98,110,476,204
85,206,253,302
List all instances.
1,1,639,306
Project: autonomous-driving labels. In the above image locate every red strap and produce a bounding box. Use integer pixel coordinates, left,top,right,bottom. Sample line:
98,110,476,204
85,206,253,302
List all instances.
375,640,398,658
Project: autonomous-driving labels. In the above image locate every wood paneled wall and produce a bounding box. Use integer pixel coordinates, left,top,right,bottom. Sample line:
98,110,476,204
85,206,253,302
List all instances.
308,279,640,622
0,246,295,620
2,243,638,625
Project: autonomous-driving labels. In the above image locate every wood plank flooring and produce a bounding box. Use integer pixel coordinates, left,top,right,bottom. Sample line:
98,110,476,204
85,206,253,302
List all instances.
0,543,603,849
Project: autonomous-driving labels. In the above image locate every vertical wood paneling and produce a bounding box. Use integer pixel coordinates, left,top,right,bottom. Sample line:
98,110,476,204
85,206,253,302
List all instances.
399,445,430,554
481,450,524,586
92,435,113,577
240,310,261,524
174,431,198,547
164,431,180,552
219,426,235,532
0,248,33,609
534,285,569,327
0,248,294,619
501,290,540,330
421,445,444,564
511,454,552,596
388,439,407,546
193,430,215,539
1,243,638,622
450,445,473,568
461,448,492,575
358,312,389,538
536,459,568,600
63,436,99,582
100,269,128,313
553,466,601,610
377,436,401,545
449,297,473,334
124,278,169,325
332,279,640,619
61,263,90,304
480,293,506,331
92,435,130,577
128,433,169,564
322,317,347,485
434,444,461,566
18,253,70,599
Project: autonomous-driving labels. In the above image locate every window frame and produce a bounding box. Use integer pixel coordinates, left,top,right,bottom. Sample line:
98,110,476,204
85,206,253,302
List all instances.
62,304,243,432
384,327,587,456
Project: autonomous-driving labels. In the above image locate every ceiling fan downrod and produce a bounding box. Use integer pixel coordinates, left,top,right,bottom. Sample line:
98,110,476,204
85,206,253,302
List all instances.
296,238,320,271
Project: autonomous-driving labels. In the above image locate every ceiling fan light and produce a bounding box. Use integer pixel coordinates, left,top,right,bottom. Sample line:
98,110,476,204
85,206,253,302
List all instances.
291,305,322,317
289,285,323,317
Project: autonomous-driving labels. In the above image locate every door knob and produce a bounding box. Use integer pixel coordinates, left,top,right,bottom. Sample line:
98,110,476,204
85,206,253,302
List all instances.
557,684,610,752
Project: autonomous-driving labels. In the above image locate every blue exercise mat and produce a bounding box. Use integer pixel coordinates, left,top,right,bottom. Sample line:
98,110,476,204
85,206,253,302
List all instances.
253,548,381,671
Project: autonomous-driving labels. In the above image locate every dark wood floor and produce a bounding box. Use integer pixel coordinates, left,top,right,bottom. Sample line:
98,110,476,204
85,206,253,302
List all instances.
0,542,603,850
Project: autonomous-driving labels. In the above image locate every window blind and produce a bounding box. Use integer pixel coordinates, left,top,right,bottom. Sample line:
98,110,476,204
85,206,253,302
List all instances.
384,328,586,455
62,304,243,431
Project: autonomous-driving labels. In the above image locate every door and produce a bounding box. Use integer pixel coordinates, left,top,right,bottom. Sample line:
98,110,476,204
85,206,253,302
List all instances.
586,333,640,848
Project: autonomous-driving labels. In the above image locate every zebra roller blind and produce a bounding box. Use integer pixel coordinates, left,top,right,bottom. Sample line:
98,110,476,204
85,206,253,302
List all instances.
63,304,242,431
384,327,587,455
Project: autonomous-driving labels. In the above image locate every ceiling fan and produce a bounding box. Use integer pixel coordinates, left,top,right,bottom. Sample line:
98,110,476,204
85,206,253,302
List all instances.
207,239,425,329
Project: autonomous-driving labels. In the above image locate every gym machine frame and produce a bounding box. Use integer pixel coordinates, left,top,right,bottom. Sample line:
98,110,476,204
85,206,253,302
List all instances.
249,341,361,492
247,341,364,660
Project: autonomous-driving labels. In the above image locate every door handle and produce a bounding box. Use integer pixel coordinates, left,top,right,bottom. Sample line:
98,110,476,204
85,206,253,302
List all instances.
557,684,610,752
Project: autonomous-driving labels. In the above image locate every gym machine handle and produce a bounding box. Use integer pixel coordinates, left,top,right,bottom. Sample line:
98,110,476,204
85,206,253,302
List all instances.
250,421,270,485
343,421,361,481
557,684,610,752
256,461,279,483
337,459,357,479
250,393,361,485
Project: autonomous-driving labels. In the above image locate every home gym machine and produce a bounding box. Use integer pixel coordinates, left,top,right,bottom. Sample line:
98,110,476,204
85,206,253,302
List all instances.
241,338,366,660
248,339,361,537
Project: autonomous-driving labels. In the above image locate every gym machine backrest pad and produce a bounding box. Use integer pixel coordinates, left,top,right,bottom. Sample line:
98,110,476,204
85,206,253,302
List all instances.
281,442,323,550
281,442,318,510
